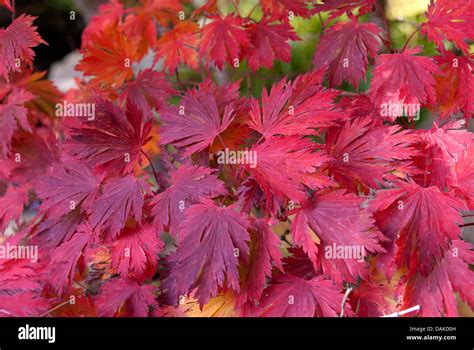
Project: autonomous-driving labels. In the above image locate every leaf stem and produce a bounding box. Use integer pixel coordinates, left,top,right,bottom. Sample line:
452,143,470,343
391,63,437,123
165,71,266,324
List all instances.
340,286,353,317
401,28,420,52
246,69,252,95
141,149,160,187
229,0,239,14
382,305,420,317
375,1,392,50
246,3,259,18
40,300,71,317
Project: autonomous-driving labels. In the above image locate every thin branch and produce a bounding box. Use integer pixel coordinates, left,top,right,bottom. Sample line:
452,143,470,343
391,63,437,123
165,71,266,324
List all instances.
401,28,420,52
375,1,392,50
175,68,185,88
460,222,474,228
339,91,360,97
246,3,259,18
140,149,160,187
382,305,420,317
246,69,252,95
11,0,15,21
229,0,239,14
217,133,228,150
40,300,71,317
340,287,353,317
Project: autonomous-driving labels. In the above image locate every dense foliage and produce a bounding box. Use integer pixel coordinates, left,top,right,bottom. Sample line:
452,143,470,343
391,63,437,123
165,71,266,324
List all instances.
0,0,473,317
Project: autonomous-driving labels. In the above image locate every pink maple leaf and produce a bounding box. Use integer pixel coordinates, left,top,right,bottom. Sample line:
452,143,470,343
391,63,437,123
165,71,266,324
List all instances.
120,69,175,115
313,17,382,87
151,164,227,236
88,175,149,240
369,181,464,278
369,48,440,110
199,15,249,69
95,278,157,317
247,72,343,138
0,89,35,156
240,218,284,304
402,240,474,316
291,190,384,284
163,199,249,306
421,0,474,54
36,161,99,218
159,90,236,155
110,224,164,282
65,97,152,176
259,274,351,317
245,19,299,71
0,15,46,80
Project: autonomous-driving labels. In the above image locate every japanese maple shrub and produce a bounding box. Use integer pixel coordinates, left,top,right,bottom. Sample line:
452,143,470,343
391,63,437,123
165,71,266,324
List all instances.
0,0,473,317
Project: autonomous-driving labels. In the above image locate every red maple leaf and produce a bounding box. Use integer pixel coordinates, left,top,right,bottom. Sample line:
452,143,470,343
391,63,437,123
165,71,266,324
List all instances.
261,0,310,20
159,90,236,155
95,278,157,317
36,162,99,218
433,53,473,121
0,233,45,293
369,181,464,278
369,47,440,109
8,130,60,190
247,72,343,138
259,274,350,317
313,17,382,87
47,224,92,295
312,0,376,20
144,0,183,27
0,15,46,80
0,0,12,12
81,0,124,48
0,186,28,233
199,15,249,69
0,293,49,317
240,218,283,304
349,280,394,317
120,69,175,114
122,3,159,58
163,199,249,306
0,89,35,156
402,240,474,316
110,224,163,282
247,136,332,212
76,25,139,87
421,0,474,54
245,19,299,71
88,175,149,240
450,144,474,210
155,21,200,72
151,164,227,236
413,121,471,188
325,116,417,192
33,209,83,250
291,190,384,284
192,0,218,16
65,98,152,176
